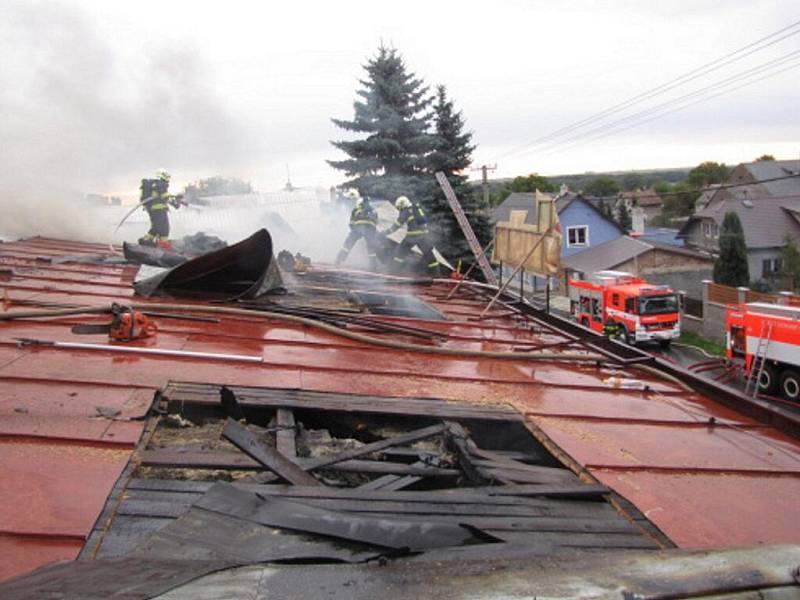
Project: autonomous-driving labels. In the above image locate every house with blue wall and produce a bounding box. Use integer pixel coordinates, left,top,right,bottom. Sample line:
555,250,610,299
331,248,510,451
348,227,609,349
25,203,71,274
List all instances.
491,191,625,291
492,191,625,257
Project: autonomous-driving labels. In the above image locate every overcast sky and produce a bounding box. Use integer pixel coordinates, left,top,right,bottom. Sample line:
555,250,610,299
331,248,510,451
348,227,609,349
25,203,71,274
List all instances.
1,0,798,198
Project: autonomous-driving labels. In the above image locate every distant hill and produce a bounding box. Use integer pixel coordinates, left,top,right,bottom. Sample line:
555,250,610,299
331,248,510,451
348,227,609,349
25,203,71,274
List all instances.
473,167,691,200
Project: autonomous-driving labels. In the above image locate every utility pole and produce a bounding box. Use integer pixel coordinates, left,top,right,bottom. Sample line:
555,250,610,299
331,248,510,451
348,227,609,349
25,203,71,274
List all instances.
471,164,497,206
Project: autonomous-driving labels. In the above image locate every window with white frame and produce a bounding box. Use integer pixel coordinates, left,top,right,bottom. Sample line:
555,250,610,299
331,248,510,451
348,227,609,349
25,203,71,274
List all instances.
567,225,588,247
762,257,781,277
702,221,720,238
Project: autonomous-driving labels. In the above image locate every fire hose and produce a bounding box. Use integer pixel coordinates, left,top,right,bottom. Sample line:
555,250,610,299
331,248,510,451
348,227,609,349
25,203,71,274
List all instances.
0,303,696,390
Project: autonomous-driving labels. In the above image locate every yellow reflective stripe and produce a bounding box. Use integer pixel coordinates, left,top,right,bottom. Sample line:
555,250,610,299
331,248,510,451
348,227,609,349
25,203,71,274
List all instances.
427,261,440,268
406,230,427,236
393,257,405,263
351,220,376,225
150,203,168,210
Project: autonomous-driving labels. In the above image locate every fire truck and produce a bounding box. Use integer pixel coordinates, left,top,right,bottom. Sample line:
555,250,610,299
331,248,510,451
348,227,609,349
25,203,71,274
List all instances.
568,271,681,347
726,302,800,401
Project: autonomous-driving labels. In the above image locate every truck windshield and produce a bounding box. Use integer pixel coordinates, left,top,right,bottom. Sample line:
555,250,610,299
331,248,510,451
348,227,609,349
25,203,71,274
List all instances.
638,294,678,315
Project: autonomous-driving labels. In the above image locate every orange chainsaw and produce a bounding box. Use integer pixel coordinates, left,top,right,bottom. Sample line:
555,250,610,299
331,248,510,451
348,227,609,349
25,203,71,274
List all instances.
71,304,157,342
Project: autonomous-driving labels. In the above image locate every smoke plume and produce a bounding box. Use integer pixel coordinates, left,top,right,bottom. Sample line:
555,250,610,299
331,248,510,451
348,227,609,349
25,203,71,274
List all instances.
0,1,254,241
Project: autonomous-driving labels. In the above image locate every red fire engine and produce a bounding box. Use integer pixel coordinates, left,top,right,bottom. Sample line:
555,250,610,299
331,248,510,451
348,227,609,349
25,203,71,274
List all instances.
568,271,681,347
726,302,800,401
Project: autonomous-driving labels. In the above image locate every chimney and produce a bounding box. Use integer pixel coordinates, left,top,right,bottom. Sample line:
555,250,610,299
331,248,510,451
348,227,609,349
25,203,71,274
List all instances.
631,206,645,234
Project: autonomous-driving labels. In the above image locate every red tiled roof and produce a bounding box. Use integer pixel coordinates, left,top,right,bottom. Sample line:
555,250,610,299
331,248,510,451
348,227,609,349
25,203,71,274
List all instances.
1,236,799,581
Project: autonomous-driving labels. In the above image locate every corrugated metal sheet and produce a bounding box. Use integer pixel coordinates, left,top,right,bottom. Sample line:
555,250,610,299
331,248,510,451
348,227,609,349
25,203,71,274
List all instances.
1,236,800,583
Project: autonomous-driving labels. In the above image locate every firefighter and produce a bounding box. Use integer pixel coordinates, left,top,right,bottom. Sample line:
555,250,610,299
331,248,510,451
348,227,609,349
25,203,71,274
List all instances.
382,195,440,276
335,189,379,269
138,169,183,248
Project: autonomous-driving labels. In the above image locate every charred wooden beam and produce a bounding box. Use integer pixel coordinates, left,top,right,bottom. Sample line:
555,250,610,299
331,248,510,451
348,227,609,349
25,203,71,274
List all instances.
222,419,320,487
275,408,297,459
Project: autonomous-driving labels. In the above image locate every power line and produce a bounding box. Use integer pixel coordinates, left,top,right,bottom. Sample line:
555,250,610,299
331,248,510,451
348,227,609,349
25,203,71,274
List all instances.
540,59,800,158
537,51,800,156
499,18,800,159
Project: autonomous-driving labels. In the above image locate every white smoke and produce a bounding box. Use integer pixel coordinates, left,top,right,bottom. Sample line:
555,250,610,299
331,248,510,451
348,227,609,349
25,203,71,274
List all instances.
0,1,255,242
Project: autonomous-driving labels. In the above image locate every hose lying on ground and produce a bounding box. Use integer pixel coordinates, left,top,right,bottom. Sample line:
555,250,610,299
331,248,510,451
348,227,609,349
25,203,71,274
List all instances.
0,303,695,391
0,303,604,363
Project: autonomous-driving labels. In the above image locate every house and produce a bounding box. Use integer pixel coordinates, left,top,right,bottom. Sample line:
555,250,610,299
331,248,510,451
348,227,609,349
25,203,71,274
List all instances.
492,191,624,258
678,159,800,284
618,188,663,222
563,235,714,297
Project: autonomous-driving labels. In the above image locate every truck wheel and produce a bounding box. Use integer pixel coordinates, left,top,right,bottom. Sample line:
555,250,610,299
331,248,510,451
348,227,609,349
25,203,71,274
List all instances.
757,363,777,395
658,340,671,350
580,317,590,328
779,369,800,402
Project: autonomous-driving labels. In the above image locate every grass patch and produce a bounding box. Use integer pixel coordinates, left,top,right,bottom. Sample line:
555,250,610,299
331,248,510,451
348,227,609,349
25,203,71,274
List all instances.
678,330,726,357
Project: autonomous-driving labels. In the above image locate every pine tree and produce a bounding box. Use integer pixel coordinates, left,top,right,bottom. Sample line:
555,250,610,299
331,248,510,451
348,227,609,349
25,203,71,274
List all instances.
328,46,434,199
424,85,491,268
713,212,750,287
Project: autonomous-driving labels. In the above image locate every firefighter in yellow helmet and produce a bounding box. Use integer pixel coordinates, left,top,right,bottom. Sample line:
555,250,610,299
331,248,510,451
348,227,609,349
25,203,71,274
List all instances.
382,195,440,276
335,189,379,269
138,169,184,249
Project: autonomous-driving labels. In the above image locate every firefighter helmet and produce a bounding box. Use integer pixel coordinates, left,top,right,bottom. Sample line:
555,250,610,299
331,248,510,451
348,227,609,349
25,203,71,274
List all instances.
395,195,412,210
155,168,170,182
343,188,360,200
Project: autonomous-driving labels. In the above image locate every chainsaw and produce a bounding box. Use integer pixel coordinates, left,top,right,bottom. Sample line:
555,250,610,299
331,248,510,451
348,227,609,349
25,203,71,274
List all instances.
71,304,157,342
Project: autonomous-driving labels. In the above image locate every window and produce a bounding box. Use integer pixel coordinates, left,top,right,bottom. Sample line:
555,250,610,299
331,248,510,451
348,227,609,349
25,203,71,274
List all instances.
625,297,635,314
612,293,620,306
567,226,588,247
762,258,781,277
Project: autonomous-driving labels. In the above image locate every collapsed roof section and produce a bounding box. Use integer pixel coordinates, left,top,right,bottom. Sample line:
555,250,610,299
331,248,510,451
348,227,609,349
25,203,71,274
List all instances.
133,229,283,300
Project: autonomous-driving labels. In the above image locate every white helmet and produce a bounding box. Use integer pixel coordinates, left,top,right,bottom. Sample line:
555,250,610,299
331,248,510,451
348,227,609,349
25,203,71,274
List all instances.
395,195,411,210
343,188,361,200
155,168,170,181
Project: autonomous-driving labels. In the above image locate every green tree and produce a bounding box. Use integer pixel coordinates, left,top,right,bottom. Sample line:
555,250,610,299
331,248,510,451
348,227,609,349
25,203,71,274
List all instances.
622,172,644,191
185,176,252,198
583,177,620,198
509,173,555,194
616,201,632,231
756,154,776,161
653,180,670,195
688,161,729,188
661,181,698,220
328,46,434,199
713,212,749,287
778,235,800,292
424,85,491,265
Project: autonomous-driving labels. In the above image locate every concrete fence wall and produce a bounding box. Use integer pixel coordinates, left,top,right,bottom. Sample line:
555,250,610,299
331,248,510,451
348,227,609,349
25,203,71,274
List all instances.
679,280,797,345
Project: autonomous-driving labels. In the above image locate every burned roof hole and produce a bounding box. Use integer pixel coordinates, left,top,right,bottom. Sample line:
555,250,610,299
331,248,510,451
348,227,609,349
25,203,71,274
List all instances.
79,382,660,563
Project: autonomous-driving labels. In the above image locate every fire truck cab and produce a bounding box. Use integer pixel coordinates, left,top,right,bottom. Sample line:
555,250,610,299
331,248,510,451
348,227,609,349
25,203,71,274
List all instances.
726,302,800,401
569,271,681,346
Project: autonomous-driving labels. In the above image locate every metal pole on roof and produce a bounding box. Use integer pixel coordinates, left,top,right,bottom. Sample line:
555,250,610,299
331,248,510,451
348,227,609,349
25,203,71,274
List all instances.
546,278,551,314
479,227,552,319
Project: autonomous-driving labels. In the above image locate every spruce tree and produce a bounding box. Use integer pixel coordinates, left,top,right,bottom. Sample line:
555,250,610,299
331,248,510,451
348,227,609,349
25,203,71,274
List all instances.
328,46,434,199
713,212,750,287
424,85,491,268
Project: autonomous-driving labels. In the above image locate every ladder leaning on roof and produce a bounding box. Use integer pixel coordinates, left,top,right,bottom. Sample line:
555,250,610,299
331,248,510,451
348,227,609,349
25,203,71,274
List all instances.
745,320,773,397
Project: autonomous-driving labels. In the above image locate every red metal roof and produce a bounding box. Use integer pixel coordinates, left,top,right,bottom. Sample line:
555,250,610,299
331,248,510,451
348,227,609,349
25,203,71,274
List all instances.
1,236,799,581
